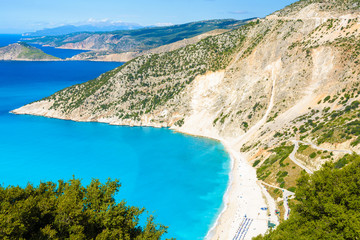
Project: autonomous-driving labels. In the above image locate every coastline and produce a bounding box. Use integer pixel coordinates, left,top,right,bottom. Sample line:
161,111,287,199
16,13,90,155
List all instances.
11,109,277,239
172,127,278,240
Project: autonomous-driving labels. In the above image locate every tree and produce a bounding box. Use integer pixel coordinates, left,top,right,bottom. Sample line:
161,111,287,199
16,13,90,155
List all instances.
254,154,360,240
0,178,170,240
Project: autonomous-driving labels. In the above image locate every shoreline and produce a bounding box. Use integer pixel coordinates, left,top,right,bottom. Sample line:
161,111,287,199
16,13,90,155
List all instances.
11,110,276,239
173,127,277,240
204,140,235,240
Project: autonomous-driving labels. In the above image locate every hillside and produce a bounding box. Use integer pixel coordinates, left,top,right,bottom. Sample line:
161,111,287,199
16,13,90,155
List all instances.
254,155,360,239
68,29,229,62
0,43,60,61
23,19,251,52
13,0,360,239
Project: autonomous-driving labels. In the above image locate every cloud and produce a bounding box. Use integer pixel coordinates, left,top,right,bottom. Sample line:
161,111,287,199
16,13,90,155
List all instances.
154,22,174,27
228,10,250,15
83,18,121,25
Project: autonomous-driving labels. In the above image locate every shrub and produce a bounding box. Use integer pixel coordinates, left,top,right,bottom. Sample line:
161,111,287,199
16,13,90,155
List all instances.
0,178,169,239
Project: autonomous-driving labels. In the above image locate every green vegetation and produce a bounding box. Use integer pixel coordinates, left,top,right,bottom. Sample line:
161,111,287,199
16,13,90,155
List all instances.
310,100,360,145
253,159,261,167
254,154,360,240
288,85,360,146
334,153,358,169
295,145,332,164
256,145,294,181
276,0,360,17
17,43,59,60
0,178,169,240
297,144,309,153
0,42,59,60
44,20,269,120
25,19,251,52
174,118,185,127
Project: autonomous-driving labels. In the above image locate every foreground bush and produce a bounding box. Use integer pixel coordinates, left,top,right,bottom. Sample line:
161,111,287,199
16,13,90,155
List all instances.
254,154,360,240
0,178,169,239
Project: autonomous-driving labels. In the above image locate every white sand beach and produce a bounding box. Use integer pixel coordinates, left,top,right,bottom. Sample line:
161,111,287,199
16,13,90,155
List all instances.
205,141,279,240
173,125,279,240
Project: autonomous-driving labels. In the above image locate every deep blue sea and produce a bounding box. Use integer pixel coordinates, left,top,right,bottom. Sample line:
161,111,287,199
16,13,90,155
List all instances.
0,34,88,59
0,34,230,239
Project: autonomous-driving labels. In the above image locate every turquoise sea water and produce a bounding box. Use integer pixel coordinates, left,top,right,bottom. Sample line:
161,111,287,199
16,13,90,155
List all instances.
0,35,230,239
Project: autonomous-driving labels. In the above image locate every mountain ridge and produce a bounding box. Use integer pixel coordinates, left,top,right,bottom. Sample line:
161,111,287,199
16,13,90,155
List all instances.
22,19,252,52
23,22,143,37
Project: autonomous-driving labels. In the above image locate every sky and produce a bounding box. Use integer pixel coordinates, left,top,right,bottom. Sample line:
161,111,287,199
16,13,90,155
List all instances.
0,0,298,33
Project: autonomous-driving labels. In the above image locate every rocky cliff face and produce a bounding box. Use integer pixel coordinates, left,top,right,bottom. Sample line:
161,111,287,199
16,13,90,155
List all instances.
0,43,59,61
13,1,360,239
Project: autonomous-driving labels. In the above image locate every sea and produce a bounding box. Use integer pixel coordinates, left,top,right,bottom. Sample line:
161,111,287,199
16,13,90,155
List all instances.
0,34,230,239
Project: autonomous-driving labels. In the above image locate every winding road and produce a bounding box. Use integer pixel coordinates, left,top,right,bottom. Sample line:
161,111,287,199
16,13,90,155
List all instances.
289,139,353,175
260,139,352,221
289,140,314,174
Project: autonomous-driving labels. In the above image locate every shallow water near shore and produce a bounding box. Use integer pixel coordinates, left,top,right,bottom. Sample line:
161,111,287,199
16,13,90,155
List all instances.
0,35,230,239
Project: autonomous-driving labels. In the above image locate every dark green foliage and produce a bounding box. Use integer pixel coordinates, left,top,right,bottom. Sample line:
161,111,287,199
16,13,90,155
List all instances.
299,125,307,133
174,118,184,127
287,187,296,192
309,152,317,158
334,153,358,169
274,132,282,138
0,178,169,240
254,154,360,240
351,136,360,146
253,160,261,167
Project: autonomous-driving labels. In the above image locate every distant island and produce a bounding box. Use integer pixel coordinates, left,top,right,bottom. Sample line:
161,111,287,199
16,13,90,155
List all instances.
0,42,59,61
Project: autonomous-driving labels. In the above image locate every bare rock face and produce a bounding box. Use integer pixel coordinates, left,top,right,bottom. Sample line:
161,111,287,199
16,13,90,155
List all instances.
0,43,59,61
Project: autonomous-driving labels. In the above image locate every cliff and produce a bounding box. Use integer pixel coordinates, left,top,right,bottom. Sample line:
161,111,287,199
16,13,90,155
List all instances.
12,0,360,239
0,43,60,61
